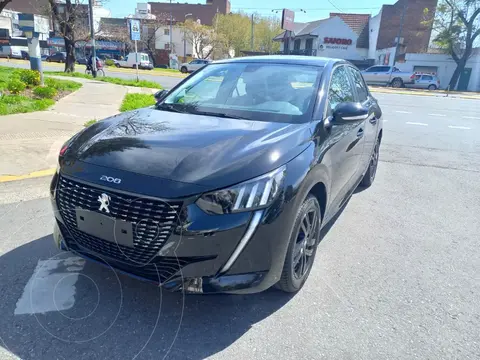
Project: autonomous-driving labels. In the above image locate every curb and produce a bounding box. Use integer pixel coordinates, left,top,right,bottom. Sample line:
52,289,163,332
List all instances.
0,168,56,183
370,88,480,100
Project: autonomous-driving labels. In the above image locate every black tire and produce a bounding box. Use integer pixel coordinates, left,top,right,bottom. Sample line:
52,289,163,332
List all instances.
115,63,120,68
276,195,322,293
181,66,188,73
391,78,403,88
360,138,380,188
428,84,437,91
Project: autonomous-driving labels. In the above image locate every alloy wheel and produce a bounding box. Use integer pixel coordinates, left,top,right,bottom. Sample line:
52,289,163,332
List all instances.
292,207,320,280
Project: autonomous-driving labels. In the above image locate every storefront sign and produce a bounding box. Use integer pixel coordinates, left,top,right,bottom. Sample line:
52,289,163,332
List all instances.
281,9,295,31
324,37,352,45
48,37,123,50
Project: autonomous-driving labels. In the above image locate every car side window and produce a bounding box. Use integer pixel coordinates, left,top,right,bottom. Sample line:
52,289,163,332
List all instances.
366,67,378,72
348,67,369,102
422,75,433,80
328,66,355,112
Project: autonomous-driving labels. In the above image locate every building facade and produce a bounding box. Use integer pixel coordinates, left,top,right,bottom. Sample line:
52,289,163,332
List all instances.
274,13,373,68
149,0,230,26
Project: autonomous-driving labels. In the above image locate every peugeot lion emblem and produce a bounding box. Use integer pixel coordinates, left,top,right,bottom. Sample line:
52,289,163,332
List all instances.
98,193,111,213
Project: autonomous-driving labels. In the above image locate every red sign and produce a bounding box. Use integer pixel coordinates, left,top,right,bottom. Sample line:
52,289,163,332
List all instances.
324,37,352,45
281,9,295,31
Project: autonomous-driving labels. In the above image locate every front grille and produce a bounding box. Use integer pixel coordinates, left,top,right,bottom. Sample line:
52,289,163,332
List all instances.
56,175,183,264
58,221,203,283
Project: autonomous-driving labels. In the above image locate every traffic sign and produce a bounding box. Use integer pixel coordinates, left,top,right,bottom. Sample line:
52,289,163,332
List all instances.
130,19,141,41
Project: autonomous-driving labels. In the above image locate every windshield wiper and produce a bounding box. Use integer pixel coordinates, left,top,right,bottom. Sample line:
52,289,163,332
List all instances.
156,103,184,113
191,110,246,120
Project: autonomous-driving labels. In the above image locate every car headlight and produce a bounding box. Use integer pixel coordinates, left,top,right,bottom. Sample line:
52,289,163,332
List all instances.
196,166,286,215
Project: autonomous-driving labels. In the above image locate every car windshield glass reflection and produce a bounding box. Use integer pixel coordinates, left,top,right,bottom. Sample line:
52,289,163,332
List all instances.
158,63,323,123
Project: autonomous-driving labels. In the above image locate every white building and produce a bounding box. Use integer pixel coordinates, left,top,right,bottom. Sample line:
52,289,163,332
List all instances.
273,13,372,69
154,25,192,59
129,3,156,20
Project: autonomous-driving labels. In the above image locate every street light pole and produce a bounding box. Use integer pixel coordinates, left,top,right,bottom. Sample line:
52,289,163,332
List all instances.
88,0,97,78
169,0,173,54
183,13,192,63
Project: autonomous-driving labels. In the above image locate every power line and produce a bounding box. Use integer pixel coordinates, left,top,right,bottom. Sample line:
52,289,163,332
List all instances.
326,0,345,13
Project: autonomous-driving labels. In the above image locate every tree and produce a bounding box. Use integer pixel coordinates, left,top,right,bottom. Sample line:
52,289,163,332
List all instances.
424,0,480,89
139,15,169,67
48,0,91,72
215,12,282,57
183,20,216,59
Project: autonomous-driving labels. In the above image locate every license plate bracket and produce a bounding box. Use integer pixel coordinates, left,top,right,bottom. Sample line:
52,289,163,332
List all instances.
75,207,134,248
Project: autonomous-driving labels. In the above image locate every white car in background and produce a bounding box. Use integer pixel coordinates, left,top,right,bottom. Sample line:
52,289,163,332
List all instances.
179,59,211,73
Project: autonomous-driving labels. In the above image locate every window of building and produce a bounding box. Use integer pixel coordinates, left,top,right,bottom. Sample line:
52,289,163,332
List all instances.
328,66,354,111
164,28,169,36
294,39,301,50
305,38,313,50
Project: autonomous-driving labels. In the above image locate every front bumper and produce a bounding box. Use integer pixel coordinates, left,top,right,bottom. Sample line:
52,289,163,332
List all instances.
51,171,298,294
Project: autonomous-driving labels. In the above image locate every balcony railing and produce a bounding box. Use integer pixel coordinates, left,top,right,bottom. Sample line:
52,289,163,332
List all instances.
277,49,317,56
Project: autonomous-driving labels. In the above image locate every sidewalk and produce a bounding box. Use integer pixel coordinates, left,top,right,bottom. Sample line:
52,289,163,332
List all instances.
369,86,480,100
0,77,157,181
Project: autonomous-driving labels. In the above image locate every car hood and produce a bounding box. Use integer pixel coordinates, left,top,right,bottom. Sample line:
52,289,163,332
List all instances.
65,108,312,189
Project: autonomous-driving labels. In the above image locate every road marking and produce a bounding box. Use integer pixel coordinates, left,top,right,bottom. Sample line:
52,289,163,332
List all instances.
395,110,412,114
15,256,86,315
448,126,471,130
462,116,480,120
406,122,428,126
0,168,56,183
428,113,446,117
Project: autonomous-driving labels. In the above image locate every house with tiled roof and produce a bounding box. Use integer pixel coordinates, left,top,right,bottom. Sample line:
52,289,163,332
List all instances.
273,13,373,68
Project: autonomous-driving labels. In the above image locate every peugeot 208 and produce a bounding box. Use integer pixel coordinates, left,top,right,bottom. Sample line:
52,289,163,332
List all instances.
50,56,383,294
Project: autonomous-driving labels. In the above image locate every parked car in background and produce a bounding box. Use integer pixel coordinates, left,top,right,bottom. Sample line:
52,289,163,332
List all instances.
361,65,415,88
407,73,441,90
21,50,30,60
179,59,211,73
116,52,153,69
77,57,88,65
50,56,383,294
46,52,67,63
41,54,48,61
0,46,26,59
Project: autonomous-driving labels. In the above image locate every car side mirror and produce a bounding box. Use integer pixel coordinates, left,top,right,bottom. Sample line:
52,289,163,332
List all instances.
333,102,369,122
154,89,168,102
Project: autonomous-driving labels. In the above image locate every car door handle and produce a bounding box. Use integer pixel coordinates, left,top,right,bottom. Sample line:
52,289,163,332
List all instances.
369,116,377,124
357,129,364,138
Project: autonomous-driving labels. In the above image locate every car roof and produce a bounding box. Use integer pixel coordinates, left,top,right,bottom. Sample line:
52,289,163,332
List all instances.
213,55,343,67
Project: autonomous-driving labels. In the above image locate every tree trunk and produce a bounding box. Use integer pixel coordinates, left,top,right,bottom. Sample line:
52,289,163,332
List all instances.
64,37,76,73
448,64,463,90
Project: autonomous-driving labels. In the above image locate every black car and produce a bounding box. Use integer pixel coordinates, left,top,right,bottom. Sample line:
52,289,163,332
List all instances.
51,56,383,294
46,52,66,63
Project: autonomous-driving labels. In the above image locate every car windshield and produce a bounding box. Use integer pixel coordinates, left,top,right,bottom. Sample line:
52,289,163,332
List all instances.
158,62,323,123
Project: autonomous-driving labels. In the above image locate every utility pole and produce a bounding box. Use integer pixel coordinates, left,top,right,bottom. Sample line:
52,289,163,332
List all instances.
88,0,97,77
184,13,192,63
250,14,254,51
392,0,407,67
169,0,173,54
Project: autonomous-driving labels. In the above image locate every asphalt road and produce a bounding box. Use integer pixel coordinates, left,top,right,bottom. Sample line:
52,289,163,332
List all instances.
1,90,480,359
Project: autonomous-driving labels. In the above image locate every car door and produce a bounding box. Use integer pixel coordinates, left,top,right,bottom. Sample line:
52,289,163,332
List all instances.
418,74,433,88
361,66,379,84
325,65,366,209
377,66,392,84
189,60,200,71
347,66,378,173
